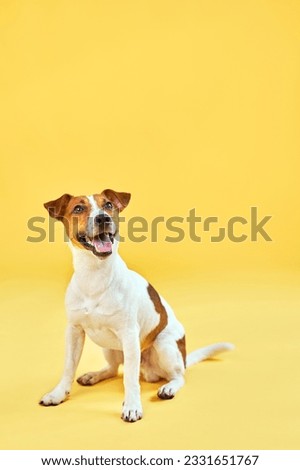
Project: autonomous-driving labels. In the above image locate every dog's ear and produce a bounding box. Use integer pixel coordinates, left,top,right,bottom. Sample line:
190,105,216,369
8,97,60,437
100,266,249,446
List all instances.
102,189,131,212
44,194,72,220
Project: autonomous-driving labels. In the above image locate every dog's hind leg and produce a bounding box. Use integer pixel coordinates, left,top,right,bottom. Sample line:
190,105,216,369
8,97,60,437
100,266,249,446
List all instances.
77,349,123,386
153,336,186,399
140,347,161,383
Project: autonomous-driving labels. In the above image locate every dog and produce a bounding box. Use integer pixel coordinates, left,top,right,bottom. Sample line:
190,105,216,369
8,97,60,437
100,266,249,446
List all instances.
40,189,234,422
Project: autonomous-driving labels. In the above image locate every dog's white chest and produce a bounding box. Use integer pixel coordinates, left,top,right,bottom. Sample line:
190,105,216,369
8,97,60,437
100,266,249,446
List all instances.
84,324,122,350
66,283,127,350
73,308,122,349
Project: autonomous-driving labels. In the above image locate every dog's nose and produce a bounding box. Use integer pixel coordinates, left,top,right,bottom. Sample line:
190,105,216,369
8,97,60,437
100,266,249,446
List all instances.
95,213,111,226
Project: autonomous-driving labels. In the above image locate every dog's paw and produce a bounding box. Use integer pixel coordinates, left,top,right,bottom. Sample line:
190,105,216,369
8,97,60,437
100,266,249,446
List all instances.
121,402,143,422
77,372,99,386
39,386,69,406
157,385,175,400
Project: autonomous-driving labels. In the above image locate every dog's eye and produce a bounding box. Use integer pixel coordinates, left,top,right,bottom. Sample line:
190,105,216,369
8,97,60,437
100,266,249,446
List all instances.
104,202,113,211
73,205,85,214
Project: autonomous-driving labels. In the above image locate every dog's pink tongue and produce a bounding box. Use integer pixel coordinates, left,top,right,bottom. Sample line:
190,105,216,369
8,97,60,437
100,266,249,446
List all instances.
93,239,112,253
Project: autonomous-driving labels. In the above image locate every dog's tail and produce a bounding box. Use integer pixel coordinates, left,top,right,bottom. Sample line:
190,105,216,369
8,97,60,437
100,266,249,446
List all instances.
186,342,235,368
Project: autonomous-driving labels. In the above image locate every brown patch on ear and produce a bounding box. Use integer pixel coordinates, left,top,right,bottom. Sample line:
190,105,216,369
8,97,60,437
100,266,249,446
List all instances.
44,194,72,220
142,284,168,351
176,335,186,368
102,189,131,212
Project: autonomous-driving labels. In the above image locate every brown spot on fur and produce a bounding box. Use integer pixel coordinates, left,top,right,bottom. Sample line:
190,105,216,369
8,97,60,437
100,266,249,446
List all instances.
101,189,131,212
62,196,91,246
44,194,72,221
176,335,186,368
93,194,120,231
142,284,168,350
44,195,92,249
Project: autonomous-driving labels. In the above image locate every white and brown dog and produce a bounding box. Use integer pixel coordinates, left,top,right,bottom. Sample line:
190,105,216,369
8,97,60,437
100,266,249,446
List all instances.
40,189,233,422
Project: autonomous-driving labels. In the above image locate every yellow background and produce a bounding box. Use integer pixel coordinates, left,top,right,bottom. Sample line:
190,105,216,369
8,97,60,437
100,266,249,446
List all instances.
0,0,299,449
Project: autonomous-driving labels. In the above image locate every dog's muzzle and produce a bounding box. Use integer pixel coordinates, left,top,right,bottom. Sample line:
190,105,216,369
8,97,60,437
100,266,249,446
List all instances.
76,213,116,257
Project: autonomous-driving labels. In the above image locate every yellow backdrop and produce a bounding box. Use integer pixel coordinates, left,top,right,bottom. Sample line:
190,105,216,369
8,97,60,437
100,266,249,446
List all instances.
0,0,299,450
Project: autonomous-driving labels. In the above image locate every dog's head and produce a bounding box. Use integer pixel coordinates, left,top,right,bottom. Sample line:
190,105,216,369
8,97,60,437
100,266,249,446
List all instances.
44,189,131,259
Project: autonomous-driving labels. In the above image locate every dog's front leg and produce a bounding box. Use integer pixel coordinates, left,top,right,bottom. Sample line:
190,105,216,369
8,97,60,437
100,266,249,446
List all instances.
40,324,85,406
121,328,143,422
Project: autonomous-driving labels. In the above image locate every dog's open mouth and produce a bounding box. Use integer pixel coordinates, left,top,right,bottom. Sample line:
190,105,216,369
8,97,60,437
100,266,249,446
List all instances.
77,232,114,257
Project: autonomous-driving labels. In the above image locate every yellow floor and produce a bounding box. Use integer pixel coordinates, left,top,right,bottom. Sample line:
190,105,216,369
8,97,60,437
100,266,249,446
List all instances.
0,270,299,450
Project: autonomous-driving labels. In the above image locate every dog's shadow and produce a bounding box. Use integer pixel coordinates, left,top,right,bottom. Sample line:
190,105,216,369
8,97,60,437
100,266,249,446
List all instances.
73,359,222,404
73,373,165,403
